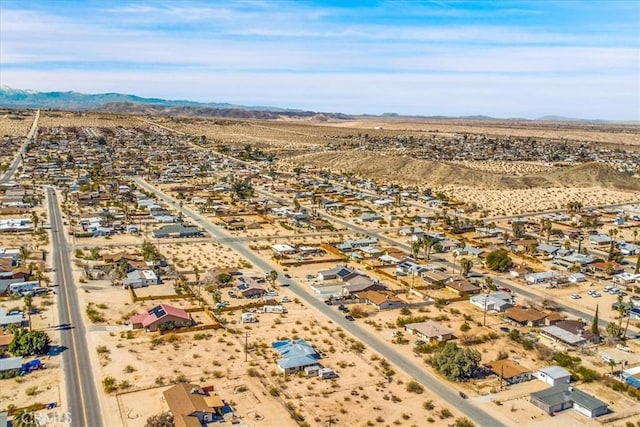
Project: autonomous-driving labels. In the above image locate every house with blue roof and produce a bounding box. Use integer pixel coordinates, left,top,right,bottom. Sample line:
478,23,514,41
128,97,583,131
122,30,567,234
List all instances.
272,339,321,374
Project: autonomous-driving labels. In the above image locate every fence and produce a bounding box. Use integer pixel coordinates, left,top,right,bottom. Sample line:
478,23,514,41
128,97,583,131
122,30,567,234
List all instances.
128,286,194,303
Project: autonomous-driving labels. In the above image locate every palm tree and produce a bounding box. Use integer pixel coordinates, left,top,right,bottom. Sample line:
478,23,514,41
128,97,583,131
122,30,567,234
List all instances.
24,294,33,331
411,240,422,261
421,236,439,261
452,251,458,273
459,258,473,278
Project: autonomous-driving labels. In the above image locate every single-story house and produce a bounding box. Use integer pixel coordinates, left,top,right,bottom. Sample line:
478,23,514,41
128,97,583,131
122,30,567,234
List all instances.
317,266,355,281
524,271,559,285
0,308,23,328
236,277,267,298
151,224,204,238
504,306,547,327
568,273,587,283
422,270,449,286
163,383,226,427
469,292,514,312
0,334,13,351
272,244,297,256
485,359,532,384
536,366,571,386
589,234,612,246
273,339,321,374
530,384,608,418
404,321,455,344
129,304,191,332
122,270,159,289
536,244,561,255
343,275,386,295
540,320,600,347
356,291,405,310
445,278,481,296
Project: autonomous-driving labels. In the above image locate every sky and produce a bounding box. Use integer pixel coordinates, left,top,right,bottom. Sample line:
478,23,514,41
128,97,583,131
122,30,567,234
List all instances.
1,0,639,120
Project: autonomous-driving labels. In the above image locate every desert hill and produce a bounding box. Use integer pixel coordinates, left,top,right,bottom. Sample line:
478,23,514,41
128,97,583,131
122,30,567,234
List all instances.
284,152,640,191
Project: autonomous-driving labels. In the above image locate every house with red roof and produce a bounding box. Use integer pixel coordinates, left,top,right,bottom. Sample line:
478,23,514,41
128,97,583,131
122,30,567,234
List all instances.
129,304,191,332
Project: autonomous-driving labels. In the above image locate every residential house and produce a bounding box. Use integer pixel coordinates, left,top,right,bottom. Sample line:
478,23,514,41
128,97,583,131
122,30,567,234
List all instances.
163,383,226,427
356,291,405,310
524,271,559,285
422,270,449,286
343,275,386,295
272,339,321,374
317,266,355,281
485,359,532,384
236,277,266,298
589,234,612,246
0,334,13,351
404,321,455,344
151,224,203,238
445,278,481,296
536,366,571,386
0,308,23,328
530,384,608,418
540,320,600,348
591,261,624,275
469,292,514,312
129,304,191,332
504,306,547,327
122,270,159,289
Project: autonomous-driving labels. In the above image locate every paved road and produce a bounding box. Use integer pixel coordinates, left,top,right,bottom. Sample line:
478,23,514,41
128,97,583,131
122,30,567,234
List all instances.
134,178,507,427
1,109,39,183
47,187,103,427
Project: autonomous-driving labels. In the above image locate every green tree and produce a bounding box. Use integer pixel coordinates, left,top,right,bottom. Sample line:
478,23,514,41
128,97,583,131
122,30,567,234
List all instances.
8,329,51,356
12,410,38,427
485,250,513,272
430,342,481,381
231,179,254,200
268,270,278,288
145,412,174,427
511,220,526,238
411,240,422,261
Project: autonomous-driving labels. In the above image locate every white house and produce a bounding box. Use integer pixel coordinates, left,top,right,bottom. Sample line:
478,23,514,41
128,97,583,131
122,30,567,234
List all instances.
469,292,514,312
525,271,559,284
122,270,159,289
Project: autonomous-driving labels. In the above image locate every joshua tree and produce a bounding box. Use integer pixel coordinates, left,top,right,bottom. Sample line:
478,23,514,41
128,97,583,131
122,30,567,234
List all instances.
19,245,31,266
24,294,33,331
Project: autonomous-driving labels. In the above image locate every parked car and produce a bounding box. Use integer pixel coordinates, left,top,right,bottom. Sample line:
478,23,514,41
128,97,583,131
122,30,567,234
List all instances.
570,293,581,299
281,296,291,303
499,326,510,333
414,340,426,346
345,315,355,321
283,274,291,279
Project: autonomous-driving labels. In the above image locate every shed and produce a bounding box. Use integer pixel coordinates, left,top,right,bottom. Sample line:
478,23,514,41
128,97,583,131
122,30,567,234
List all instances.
536,366,571,386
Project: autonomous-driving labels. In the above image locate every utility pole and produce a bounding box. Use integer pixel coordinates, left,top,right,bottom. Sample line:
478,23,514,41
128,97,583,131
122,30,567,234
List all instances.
326,415,337,427
483,290,489,327
245,332,250,362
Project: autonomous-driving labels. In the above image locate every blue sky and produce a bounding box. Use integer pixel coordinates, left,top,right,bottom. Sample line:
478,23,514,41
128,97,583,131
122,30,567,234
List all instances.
1,0,639,120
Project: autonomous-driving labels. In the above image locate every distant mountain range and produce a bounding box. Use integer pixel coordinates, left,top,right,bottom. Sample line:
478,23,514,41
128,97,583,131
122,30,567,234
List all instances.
0,86,632,123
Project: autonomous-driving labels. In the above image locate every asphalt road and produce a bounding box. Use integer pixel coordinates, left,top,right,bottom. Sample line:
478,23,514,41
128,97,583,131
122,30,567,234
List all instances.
1,110,39,183
47,187,103,427
134,178,507,427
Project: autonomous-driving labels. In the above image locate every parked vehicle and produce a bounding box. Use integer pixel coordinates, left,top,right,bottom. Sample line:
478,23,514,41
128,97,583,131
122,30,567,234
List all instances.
345,315,355,321
570,293,581,299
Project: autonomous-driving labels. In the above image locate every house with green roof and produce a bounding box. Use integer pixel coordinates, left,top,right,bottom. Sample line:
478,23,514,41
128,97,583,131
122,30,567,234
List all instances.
530,384,608,418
